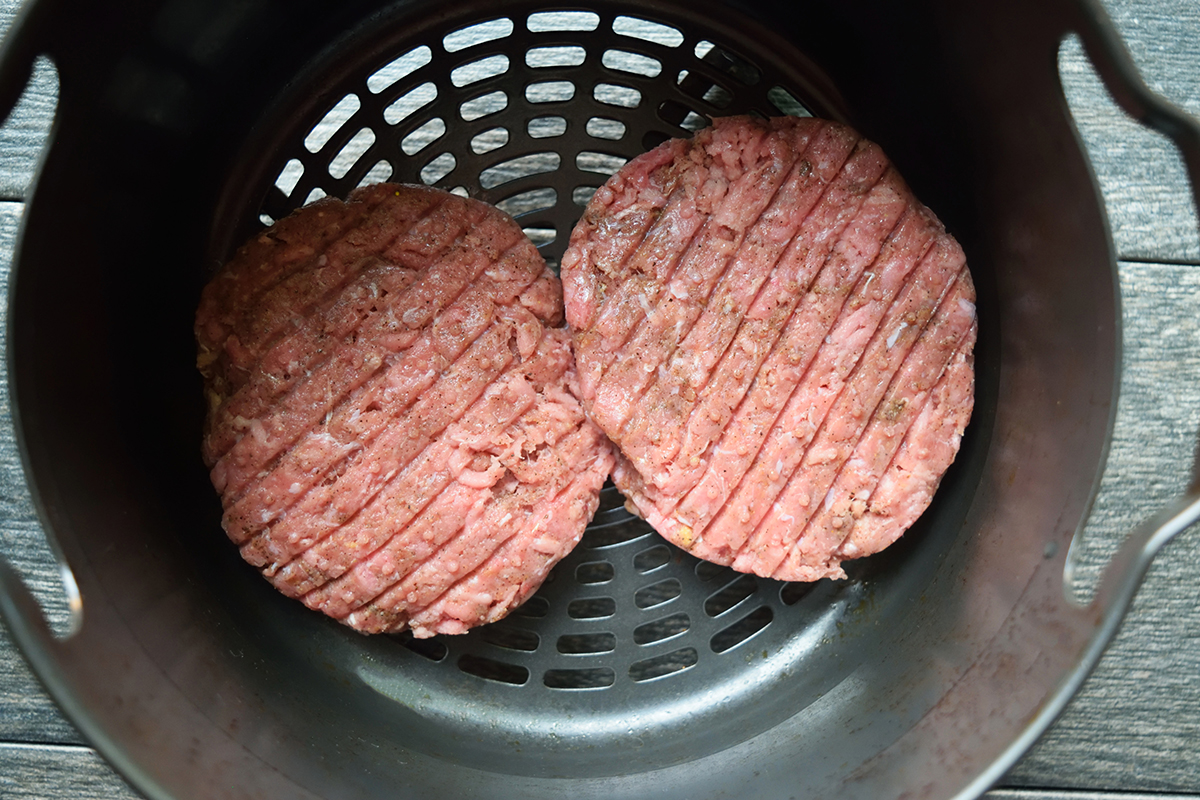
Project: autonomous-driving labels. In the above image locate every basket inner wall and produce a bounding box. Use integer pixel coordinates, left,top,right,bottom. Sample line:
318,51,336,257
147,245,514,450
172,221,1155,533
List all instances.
192,0,993,782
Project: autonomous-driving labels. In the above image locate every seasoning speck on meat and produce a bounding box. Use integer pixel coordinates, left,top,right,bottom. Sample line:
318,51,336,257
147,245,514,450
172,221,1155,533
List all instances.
561,116,976,582
196,183,614,637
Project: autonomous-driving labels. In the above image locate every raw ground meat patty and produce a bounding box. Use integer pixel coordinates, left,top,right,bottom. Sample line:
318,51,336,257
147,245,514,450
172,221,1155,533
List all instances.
561,115,976,582
195,182,614,637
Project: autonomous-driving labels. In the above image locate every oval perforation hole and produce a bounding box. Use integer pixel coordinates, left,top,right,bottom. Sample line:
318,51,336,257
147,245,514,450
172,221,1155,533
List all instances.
526,45,587,68
572,186,599,206
704,574,758,616
329,127,375,179
629,647,698,682
694,40,761,86
402,117,447,155
658,100,708,132
258,213,275,226
302,187,327,206
512,595,550,618
457,654,528,685
528,115,567,139
470,126,509,154
385,82,437,125
460,90,508,121
479,625,540,652
480,152,561,189
634,612,690,645
305,93,360,153
767,85,811,117
368,45,432,94
612,16,684,47
586,117,626,141
575,560,614,584
568,596,616,619
274,158,304,196
451,54,510,87
495,187,556,217
576,151,627,176
594,82,642,108
780,581,817,606
420,152,457,185
444,18,514,53
357,159,394,188
583,518,652,547
522,226,556,248
710,606,773,653
634,544,671,573
676,70,733,109
527,11,600,32
557,631,616,654
635,578,682,609
694,560,729,581
544,667,616,689
602,49,663,78
396,633,449,662
526,80,576,104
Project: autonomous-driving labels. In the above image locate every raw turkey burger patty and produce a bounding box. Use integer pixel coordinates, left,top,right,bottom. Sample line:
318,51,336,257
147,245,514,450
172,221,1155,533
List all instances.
561,116,976,582
196,183,614,637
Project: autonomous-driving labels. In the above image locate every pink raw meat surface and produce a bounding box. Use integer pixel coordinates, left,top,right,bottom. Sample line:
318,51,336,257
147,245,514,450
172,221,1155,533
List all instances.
196,183,614,636
561,116,976,582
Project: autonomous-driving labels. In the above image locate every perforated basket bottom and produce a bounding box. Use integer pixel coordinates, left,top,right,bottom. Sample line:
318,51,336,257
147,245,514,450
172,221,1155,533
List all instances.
213,0,936,778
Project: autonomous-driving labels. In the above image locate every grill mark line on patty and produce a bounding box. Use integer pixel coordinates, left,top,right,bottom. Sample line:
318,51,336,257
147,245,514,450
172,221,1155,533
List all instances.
689,171,916,560
218,239,544,527
197,190,385,347
562,139,685,333
208,197,483,485
833,306,976,564
353,421,603,626
616,135,886,529
719,204,943,570
239,310,537,573
222,191,444,366
569,145,708,401
650,131,867,497
349,441,611,636
575,122,784,401
636,157,899,551
747,262,974,579
256,315,567,596
219,263,542,540
402,452,611,637
202,193,452,462
198,188,439,403
300,346,589,618
615,121,855,480
772,277,976,580
590,122,808,438
210,214,524,508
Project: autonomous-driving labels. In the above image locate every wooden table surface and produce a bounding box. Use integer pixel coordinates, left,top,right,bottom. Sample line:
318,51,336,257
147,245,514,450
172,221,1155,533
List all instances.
2,0,1200,797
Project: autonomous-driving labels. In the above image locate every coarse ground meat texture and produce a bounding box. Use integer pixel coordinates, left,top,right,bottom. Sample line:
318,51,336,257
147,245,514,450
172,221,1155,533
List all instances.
561,115,976,582
196,183,614,637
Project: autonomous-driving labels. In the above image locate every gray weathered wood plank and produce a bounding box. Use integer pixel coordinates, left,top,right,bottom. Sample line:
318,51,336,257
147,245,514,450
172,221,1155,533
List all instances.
0,743,142,800
0,201,82,749
0,0,56,202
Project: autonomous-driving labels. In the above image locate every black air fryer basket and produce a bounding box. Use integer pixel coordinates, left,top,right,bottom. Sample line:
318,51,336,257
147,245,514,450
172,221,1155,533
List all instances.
3,0,1200,798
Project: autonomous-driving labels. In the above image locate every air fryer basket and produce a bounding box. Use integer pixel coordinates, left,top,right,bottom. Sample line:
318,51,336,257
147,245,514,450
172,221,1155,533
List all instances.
3,0,1200,798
